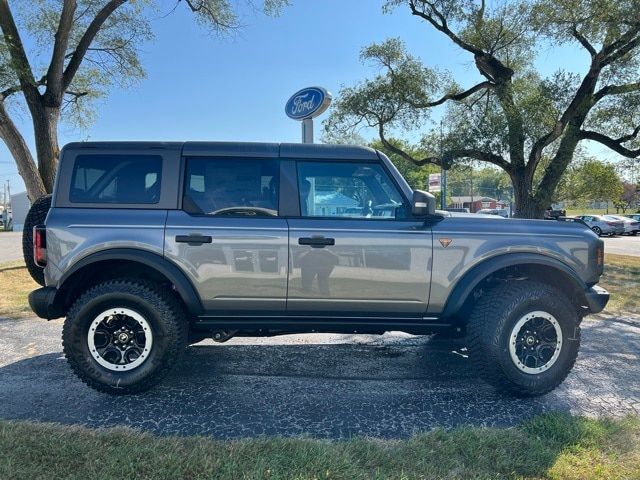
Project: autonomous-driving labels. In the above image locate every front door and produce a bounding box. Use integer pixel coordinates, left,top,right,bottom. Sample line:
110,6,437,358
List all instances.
165,156,288,313
287,160,432,316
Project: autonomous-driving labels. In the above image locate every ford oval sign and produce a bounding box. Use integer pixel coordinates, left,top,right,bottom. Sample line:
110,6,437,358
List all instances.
285,86,332,120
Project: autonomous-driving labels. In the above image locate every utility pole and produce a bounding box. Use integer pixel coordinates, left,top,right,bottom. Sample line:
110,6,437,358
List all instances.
469,166,474,212
440,120,447,209
2,181,6,230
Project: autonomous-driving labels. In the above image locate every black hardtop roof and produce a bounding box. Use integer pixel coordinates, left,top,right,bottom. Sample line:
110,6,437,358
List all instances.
64,141,379,160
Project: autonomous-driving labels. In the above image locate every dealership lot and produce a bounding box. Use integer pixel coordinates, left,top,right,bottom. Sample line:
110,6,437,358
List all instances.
0,314,637,439
0,232,22,263
603,234,640,256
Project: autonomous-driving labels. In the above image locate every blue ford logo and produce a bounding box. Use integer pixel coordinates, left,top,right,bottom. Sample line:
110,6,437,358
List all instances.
285,86,332,120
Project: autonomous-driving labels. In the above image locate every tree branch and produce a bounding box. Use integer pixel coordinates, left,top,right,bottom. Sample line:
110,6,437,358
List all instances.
601,34,640,67
595,81,640,101
572,26,596,57
528,61,602,173
0,99,47,200
62,0,127,91
407,0,485,56
404,81,494,109
45,0,77,103
377,120,511,172
579,128,640,157
0,0,40,104
599,25,640,61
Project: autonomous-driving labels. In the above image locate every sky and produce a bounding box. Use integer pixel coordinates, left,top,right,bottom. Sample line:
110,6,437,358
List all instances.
0,0,605,194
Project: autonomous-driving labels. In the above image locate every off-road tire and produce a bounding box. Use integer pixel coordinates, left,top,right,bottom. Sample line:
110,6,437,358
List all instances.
62,279,188,394
22,194,52,286
467,280,580,397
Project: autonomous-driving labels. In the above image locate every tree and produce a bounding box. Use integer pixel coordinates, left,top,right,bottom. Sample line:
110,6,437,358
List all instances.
556,158,623,208
0,0,287,201
325,0,640,218
617,181,640,212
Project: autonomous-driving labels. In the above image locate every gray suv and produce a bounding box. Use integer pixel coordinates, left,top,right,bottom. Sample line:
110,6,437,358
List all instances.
27,142,609,396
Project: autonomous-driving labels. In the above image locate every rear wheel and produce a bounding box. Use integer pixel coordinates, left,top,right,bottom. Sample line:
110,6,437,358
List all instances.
22,194,52,286
467,280,580,397
63,279,187,394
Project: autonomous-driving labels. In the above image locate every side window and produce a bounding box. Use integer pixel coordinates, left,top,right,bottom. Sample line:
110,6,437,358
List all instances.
70,155,162,204
183,158,279,216
297,161,407,219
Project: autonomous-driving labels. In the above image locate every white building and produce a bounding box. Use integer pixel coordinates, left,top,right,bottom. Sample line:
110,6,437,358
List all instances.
10,191,30,232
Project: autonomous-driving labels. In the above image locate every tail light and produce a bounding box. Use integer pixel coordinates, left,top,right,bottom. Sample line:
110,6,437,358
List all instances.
33,225,47,267
595,241,604,275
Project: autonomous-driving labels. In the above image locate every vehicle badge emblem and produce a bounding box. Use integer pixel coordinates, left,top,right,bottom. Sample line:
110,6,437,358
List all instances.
439,238,452,248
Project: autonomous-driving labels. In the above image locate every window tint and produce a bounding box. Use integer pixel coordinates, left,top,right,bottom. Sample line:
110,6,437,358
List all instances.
297,161,406,219
184,158,279,216
70,155,162,204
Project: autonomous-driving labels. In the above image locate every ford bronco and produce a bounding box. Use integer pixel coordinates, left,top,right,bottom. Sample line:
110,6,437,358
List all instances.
26,141,609,395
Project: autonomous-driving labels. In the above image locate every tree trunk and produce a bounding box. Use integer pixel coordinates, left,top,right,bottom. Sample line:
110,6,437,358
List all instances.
511,168,545,219
32,105,61,194
0,101,47,202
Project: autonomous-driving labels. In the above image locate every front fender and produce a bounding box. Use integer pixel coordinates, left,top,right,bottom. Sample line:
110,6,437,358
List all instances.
439,252,588,318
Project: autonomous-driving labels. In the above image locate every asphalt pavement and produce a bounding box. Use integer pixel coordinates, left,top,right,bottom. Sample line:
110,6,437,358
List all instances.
0,313,637,439
603,234,640,256
0,232,22,263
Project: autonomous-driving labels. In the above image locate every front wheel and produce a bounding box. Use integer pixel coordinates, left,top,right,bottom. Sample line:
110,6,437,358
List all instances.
63,279,188,394
591,226,602,236
467,281,580,397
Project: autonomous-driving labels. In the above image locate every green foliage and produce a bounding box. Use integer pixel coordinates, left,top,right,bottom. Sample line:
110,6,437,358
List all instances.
326,0,640,217
324,38,451,143
556,158,623,203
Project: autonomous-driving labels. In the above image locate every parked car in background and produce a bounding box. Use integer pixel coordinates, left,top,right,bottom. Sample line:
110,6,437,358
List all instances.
625,213,640,222
544,207,566,220
575,215,624,236
604,215,639,235
444,207,470,213
476,208,510,218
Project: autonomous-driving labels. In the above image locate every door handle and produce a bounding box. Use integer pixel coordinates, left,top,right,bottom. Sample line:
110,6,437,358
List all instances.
298,236,335,248
175,234,212,245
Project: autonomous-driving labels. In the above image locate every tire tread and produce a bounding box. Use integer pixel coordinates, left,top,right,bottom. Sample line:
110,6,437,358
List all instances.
467,280,581,397
62,278,187,394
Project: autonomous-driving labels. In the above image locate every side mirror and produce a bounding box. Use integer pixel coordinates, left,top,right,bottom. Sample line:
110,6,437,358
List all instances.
412,189,436,217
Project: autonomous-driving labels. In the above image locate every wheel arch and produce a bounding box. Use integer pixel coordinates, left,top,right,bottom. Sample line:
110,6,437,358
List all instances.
55,248,203,317
441,253,589,321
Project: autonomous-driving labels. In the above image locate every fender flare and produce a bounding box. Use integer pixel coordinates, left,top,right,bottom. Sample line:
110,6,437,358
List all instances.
440,252,588,318
57,248,203,315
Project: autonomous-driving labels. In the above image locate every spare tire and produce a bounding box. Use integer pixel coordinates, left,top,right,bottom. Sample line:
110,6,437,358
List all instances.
22,194,52,286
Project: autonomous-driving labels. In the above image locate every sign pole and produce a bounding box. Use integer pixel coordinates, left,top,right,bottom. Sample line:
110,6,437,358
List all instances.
285,86,331,144
302,118,313,144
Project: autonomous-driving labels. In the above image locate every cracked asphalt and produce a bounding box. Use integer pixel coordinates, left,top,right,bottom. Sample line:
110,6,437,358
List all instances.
0,314,638,439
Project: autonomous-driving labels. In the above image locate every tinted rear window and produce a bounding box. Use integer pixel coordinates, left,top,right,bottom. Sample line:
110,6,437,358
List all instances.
70,155,162,204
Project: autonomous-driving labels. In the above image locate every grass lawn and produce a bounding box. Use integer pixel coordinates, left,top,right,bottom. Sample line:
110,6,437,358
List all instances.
601,254,640,314
0,261,38,318
0,413,638,479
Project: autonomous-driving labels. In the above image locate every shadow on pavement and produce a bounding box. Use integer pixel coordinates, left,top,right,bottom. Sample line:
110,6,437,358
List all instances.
0,338,580,439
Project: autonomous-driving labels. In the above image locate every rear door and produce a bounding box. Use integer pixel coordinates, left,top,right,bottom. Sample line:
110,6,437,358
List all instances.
165,151,288,314
287,159,432,316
